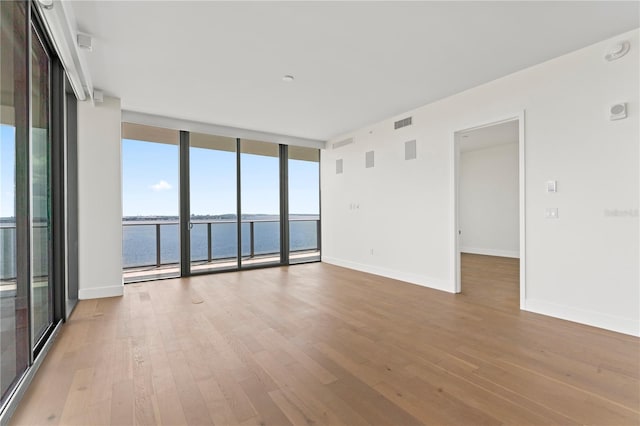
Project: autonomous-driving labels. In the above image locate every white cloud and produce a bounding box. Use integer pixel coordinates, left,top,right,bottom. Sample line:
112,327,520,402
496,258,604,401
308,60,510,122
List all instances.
150,180,172,191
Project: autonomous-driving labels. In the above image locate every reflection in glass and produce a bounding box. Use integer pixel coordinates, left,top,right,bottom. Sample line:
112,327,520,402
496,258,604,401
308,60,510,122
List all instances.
0,0,29,407
190,133,238,272
30,26,53,346
288,147,320,264
240,140,281,267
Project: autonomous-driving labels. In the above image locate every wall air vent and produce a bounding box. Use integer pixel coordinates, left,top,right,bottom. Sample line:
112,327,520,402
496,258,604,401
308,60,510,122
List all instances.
365,151,375,168
405,140,417,160
333,137,354,149
394,116,412,130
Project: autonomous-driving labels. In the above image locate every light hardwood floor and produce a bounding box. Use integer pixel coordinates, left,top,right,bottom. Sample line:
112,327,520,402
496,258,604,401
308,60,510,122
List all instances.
10,255,640,425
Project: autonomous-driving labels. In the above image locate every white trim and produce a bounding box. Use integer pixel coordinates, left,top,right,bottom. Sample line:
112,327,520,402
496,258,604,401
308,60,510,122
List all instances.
322,257,452,293
460,247,520,259
79,284,124,300
524,299,640,337
451,111,526,309
121,110,325,150
450,128,460,294
518,111,526,309
35,0,92,101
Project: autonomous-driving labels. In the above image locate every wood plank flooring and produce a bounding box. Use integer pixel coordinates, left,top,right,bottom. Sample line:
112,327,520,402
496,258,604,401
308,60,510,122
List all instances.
10,255,640,425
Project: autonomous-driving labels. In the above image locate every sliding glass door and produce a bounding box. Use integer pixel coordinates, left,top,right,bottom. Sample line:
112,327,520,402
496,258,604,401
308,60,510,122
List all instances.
1,1,69,415
122,127,320,280
288,147,320,264
240,140,281,267
30,24,53,348
0,0,30,408
189,133,238,272
121,123,180,283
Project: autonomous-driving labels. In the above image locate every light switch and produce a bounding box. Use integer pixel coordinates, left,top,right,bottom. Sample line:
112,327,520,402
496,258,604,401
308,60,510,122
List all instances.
546,180,557,193
545,208,559,219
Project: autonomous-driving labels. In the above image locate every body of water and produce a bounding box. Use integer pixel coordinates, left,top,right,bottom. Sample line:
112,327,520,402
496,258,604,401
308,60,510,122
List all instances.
122,217,319,268
0,217,320,278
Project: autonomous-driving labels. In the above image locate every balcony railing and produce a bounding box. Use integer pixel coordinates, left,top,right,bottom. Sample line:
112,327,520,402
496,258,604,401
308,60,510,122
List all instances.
1,219,320,282
122,218,320,270
0,223,48,282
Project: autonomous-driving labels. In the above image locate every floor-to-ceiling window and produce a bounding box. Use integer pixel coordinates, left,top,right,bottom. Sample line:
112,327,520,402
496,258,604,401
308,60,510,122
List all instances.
1,0,29,409
1,1,70,417
240,140,281,267
121,123,180,283
30,24,53,348
122,126,321,281
189,133,238,273
288,146,320,264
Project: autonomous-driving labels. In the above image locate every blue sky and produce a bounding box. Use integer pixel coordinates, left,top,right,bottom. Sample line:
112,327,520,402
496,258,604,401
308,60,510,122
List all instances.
122,138,319,217
1,130,319,218
1,125,16,218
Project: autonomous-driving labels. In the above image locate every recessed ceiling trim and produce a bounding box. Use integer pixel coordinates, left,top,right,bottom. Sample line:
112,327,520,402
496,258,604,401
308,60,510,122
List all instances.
121,110,325,149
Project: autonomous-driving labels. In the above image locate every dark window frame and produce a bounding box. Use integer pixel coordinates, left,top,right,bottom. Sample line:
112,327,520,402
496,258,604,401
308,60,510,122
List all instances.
171,132,321,279
1,1,71,419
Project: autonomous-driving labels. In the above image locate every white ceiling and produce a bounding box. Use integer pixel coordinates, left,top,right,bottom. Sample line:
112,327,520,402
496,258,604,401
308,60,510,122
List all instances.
69,1,639,141
458,120,518,152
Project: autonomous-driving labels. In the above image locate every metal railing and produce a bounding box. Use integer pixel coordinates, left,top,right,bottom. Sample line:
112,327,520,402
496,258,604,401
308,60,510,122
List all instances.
122,218,320,270
0,223,48,281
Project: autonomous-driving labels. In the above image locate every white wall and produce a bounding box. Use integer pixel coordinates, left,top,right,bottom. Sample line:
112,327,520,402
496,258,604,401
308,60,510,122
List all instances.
460,142,519,258
322,29,639,336
77,96,124,299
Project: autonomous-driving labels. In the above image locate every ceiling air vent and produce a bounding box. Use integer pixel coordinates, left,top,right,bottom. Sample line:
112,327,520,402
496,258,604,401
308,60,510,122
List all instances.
394,116,412,130
333,137,354,149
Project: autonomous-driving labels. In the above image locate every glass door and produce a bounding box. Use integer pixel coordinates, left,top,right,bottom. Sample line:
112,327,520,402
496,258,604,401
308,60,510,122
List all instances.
0,0,29,408
1,1,71,415
189,133,238,273
30,23,53,349
288,147,321,264
240,140,281,268
121,123,180,283
122,128,320,279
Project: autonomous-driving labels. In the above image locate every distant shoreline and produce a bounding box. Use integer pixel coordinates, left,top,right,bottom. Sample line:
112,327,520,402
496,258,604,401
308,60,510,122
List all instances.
122,214,318,221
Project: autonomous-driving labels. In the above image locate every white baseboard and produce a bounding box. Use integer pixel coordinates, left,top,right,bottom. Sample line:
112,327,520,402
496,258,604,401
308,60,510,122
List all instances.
460,247,520,258
524,298,639,337
79,284,124,300
321,256,454,293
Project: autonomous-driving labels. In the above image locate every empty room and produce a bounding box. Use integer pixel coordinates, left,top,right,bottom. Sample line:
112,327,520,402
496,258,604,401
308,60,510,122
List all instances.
1,1,638,425
456,119,521,312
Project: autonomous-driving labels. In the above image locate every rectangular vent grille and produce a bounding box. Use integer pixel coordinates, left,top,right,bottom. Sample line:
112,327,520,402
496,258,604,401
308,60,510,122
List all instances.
365,151,374,168
336,159,343,174
333,138,354,149
405,140,417,160
394,116,412,130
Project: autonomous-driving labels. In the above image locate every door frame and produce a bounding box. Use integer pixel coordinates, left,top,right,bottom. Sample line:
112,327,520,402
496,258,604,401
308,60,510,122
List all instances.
451,111,526,309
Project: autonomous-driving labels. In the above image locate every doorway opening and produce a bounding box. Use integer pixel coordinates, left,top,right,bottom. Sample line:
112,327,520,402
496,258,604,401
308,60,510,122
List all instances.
453,114,525,311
